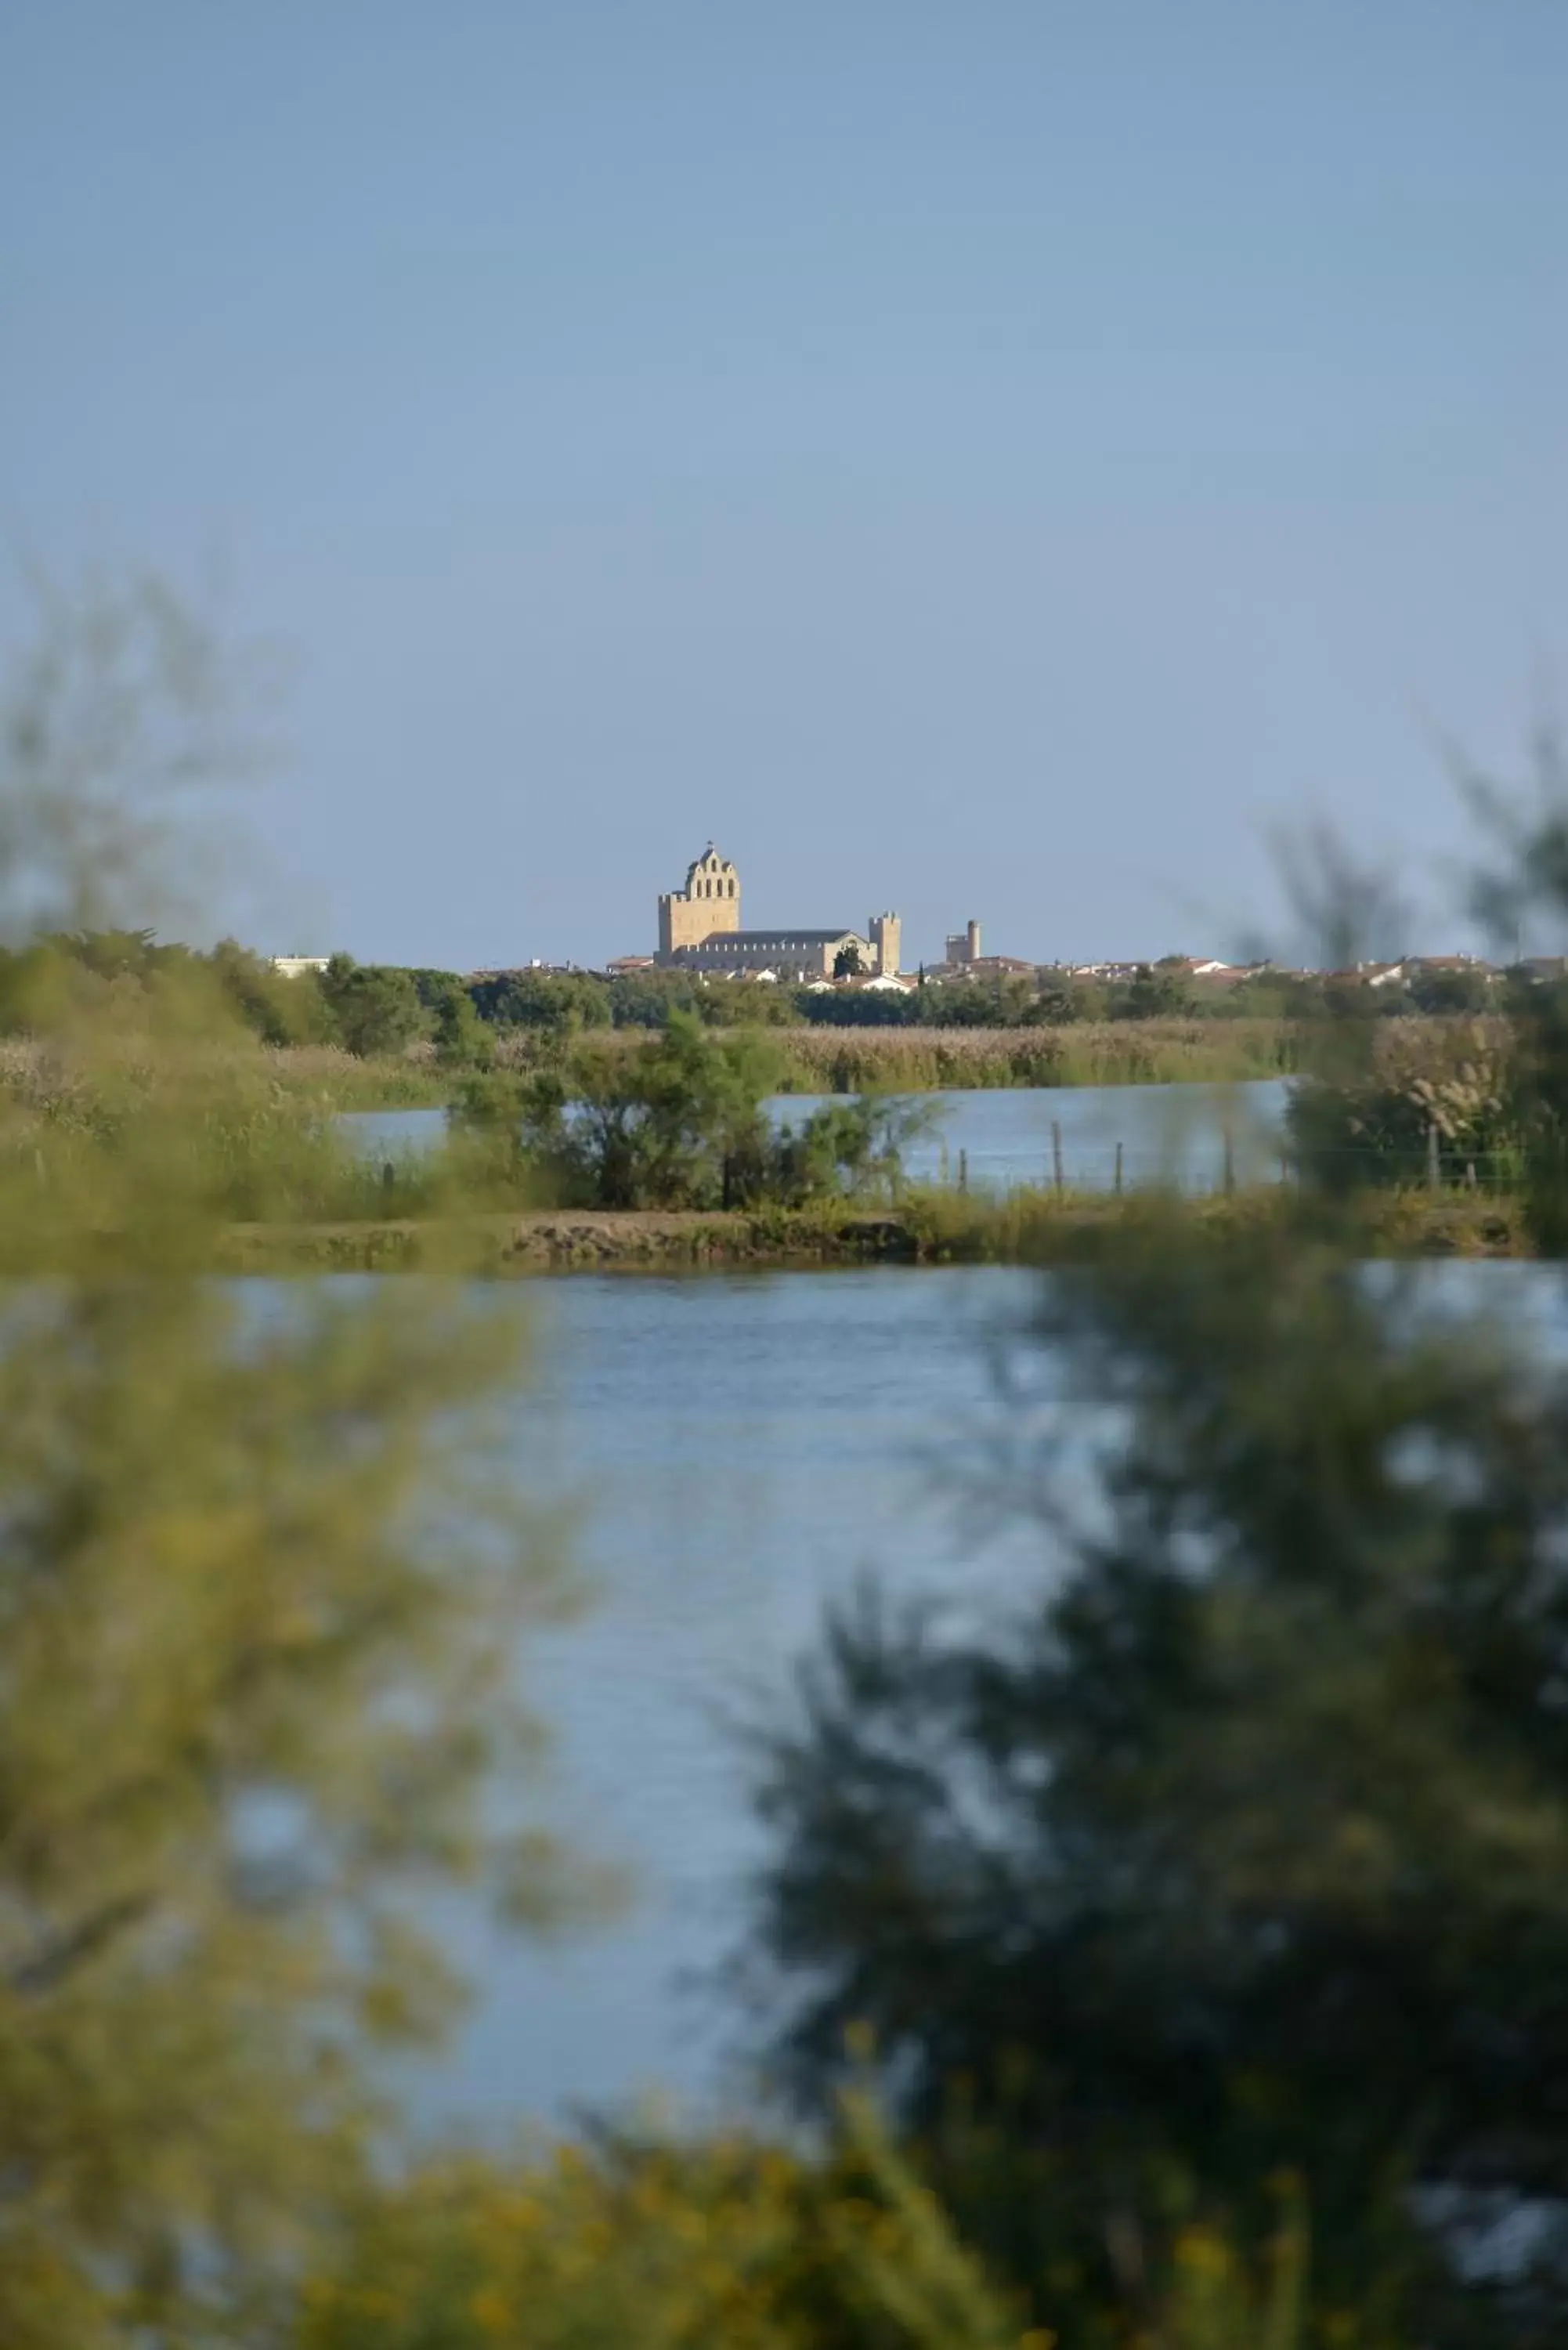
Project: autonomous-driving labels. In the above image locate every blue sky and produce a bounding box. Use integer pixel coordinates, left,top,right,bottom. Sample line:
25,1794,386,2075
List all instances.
2,1,1564,968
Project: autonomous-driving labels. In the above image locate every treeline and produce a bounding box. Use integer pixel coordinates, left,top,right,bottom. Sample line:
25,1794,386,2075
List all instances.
3,929,1510,1065
0,931,472,1060
464,958,1506,1034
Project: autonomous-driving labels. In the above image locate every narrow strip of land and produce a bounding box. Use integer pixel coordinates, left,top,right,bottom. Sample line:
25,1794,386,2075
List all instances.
215,1188,1529,1273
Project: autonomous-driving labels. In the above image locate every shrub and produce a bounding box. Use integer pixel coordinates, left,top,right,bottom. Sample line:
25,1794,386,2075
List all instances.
1288,1018,1520,1188
453,1016,926,1212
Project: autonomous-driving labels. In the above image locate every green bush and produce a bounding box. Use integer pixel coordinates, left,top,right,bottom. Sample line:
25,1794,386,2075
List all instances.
452,1014,927,1211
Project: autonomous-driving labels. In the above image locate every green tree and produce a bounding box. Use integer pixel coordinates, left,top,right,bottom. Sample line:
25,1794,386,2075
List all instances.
320,953,429,1057
747,1208,1568,2337
208,934,334,1044
0,575,584,2345
0,1253,578,2345
414,971,492,1066
517,1010,788,1209
1403,964,1495,1015
452,1013,920,1213
1110,961,1194,1019
468,967,612,1032
834,943,866,979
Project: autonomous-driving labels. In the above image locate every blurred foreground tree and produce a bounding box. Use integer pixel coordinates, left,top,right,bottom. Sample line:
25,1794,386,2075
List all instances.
747,764,1568,2345
749,1209,1568,2341
0,564,277,942
0,576,584,2346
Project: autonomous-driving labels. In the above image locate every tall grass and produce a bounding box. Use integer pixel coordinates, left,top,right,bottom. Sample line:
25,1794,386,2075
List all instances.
496,1018,1300,1093
255,1043,448,1104
0,1036,449,1109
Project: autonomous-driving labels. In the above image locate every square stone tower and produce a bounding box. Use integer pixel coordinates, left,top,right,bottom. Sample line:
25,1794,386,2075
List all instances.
868,912,901,976
658,844,741,959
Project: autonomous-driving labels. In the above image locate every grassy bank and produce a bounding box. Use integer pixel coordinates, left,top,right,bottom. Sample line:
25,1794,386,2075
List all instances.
212,1182,1530,1274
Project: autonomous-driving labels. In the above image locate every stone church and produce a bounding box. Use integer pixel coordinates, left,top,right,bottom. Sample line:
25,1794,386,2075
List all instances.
656,845,900,982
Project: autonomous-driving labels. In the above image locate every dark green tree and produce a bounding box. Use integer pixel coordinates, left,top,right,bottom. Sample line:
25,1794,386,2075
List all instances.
208,935,334,1044
1404,964,1495,1015
746,1210,1568,2337
320,953,429,1058
1110,961,1194,1020
468,968,612,1032
414,971,491,1066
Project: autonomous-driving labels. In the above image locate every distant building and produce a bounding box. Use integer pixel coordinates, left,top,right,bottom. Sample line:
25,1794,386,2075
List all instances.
654,845,901,982
271,955,331,978
945,919,982,966
659,845,741,957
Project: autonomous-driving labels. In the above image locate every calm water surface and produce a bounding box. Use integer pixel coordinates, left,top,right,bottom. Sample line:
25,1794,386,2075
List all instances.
406,1267,1046,2133
399,1258,1562,2137
349,1076,1290,1192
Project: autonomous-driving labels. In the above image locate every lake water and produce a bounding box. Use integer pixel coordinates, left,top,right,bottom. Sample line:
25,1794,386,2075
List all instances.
396,1256,1562,2140
406,1266,1050,2135
348,1076,1291,1193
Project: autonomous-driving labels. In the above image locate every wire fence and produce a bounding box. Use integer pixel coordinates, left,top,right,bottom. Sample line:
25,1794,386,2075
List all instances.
920,1123,1525,1200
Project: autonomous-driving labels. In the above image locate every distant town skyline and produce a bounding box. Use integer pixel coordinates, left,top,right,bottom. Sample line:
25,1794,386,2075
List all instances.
4,3,1563,972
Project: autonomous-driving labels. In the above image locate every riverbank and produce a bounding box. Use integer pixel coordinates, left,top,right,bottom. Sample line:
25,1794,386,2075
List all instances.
216,1184,1529,1273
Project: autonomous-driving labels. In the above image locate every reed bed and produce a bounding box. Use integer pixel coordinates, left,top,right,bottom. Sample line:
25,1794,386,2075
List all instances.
493,1018,1299,1091
0,1035,447,1109
775,1018,1299,1090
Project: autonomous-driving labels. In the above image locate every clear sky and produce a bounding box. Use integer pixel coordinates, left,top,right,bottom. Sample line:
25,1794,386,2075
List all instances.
3,1,1564,970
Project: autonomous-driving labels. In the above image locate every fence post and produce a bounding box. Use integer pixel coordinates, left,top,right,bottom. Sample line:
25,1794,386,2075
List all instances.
1052,1119,1064,1198
958,1148,968,1194
1427,1124,1440,1192
1114,1140,1123,1197
1223,1131,1235,1196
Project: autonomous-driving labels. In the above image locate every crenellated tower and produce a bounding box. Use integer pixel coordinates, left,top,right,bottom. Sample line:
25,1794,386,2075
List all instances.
868,913,901,977
658,844,741,958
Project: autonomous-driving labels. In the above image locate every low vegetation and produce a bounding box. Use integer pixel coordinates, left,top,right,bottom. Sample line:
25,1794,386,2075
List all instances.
296,2094,1319,2350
